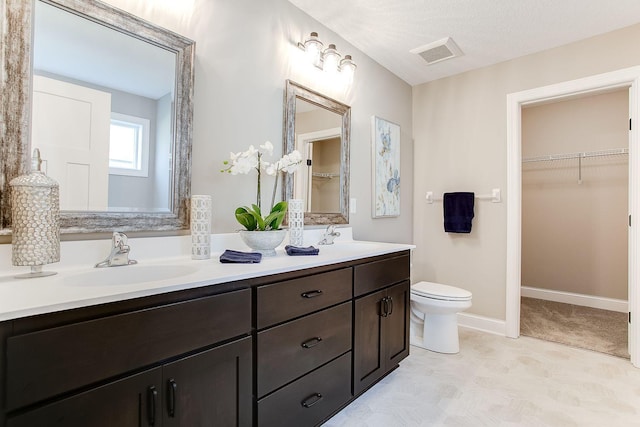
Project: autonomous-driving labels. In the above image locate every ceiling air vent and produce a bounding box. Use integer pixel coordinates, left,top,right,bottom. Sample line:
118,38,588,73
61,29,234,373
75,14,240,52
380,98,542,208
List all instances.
410,37,463,65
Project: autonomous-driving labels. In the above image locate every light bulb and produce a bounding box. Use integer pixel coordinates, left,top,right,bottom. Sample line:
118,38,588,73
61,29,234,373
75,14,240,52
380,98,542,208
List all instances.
322,44,341,74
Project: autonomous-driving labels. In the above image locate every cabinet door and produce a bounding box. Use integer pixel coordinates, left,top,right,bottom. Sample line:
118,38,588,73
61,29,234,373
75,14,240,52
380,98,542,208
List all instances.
353,289,386,396
353,281,410,397
384,281,410,368
6,368,162,427
162,336,252,427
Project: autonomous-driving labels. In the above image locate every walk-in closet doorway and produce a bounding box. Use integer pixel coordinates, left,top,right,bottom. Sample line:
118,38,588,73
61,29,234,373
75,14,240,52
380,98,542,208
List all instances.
520,90,629,358
506,67,640,368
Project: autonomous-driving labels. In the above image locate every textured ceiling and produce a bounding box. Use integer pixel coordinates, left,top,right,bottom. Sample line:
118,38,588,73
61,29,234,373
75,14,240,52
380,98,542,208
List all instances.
287,0,640,86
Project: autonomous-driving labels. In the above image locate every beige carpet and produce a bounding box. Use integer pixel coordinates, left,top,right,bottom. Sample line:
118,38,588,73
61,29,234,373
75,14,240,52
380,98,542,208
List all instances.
520,297,629,359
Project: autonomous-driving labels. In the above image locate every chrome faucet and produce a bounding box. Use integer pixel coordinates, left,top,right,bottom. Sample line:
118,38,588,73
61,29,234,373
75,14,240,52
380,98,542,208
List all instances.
95,232,138,268
318,225,340,245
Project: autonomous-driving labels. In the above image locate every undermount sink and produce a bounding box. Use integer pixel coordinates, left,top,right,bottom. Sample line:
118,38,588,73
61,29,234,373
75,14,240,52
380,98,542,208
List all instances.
62,264,199,287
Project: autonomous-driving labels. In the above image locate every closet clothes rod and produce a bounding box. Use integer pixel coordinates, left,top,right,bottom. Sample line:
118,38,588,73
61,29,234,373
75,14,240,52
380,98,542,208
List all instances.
425,188,502,204
522,148,628,163
312,172,339,179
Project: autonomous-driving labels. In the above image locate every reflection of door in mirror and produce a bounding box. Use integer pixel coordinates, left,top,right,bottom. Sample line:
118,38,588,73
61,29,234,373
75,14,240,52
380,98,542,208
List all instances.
32,0,176,213
32,75,111,210
294,98,342,213
295,129,341,212
310,137,341,213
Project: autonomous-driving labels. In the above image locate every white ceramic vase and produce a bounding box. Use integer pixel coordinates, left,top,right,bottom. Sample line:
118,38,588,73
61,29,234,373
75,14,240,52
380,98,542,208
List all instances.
239,229,287,257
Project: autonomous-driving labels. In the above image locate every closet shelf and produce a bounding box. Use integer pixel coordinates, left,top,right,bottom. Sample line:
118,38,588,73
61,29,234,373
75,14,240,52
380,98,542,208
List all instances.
522,148,628,163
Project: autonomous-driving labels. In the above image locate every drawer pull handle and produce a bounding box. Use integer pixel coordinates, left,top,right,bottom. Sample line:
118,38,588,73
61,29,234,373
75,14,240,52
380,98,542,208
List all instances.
301,337,323,348
167,378,177,418
301,290,323,298
301,392,323,408
147,385,157,426
388,296,394,316
381,297,389,317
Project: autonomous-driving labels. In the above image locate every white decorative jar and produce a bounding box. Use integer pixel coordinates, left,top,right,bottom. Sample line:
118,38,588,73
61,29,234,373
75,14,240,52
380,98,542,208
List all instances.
288,198,304,246
10,149,60,278
239,229,287,257
191,195,212,260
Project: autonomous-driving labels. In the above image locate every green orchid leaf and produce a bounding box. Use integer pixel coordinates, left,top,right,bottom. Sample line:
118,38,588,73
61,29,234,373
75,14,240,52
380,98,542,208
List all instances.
263,201,288,230
271,201,288,214
235,207,257,231
264,210,286,230
244,205,265,230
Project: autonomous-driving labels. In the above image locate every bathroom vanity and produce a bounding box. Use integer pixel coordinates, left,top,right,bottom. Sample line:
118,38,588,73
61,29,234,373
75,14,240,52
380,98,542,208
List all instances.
0,239,412,426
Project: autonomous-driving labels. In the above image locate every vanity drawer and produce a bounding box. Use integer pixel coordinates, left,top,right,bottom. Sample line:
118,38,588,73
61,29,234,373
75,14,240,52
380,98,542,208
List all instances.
6,288,251,411
258,352,352,427
257,302,351,397
354,253,410,297
256,267,352,329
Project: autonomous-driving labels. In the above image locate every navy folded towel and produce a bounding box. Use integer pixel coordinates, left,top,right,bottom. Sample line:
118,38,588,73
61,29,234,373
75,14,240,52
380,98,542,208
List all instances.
285,245,319,256
443,192,475,233
219,249,262,263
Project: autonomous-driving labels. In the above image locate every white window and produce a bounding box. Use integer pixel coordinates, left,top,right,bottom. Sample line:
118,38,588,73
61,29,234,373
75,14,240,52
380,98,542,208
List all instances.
109,113,150,177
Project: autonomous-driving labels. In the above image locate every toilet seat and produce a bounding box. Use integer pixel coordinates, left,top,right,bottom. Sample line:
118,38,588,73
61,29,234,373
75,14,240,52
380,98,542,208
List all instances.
411,281,472,301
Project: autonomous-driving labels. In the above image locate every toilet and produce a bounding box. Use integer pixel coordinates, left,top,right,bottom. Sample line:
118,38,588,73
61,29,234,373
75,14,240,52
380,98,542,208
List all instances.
410,281,472,354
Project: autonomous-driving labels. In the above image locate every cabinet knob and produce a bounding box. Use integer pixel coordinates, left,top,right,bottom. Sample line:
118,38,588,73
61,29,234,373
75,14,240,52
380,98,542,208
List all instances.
301,392,323,408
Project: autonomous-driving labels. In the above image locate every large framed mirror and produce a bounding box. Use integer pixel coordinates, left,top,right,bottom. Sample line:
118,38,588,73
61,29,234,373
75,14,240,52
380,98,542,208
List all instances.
0,0,194,234
283,80,350,225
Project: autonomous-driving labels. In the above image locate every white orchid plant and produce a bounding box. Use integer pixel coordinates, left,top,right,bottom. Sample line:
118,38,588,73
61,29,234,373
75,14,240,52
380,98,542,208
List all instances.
221,141,302,231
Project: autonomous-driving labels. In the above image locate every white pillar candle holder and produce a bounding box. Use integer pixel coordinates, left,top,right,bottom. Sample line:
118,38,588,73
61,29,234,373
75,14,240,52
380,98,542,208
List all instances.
191,195,212,260
288,198,304,247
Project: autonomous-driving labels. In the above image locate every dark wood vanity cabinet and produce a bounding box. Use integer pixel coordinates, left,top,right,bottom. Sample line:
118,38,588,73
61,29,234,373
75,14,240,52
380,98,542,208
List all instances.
0,249,411,427
1,288,252,427
353,255,411,396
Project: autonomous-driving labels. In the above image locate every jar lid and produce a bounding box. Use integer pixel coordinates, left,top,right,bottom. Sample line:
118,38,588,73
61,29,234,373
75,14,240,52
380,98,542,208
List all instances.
9,149,59,188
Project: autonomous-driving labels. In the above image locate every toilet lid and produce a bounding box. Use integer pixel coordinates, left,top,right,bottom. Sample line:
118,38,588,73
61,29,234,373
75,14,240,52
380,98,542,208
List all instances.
412,281,472,301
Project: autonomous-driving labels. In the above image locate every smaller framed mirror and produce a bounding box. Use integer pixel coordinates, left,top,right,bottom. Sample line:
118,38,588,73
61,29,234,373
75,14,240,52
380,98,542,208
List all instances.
283,80,350,225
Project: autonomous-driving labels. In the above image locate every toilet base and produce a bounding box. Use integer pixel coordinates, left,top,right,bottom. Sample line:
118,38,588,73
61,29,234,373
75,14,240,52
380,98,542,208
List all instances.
411,312,461,354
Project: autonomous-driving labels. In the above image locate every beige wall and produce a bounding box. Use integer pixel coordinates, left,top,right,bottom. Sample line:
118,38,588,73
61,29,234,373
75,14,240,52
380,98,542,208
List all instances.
413,23,640,320
522,91,628,300
83,0,413,243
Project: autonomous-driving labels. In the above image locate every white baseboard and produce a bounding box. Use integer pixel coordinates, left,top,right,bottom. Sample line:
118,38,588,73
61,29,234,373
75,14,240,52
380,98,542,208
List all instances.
521,286,628,313
457,313,506,336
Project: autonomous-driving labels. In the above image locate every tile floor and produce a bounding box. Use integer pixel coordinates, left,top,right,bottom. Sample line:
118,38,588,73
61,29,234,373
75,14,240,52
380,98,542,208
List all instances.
325,328,640,427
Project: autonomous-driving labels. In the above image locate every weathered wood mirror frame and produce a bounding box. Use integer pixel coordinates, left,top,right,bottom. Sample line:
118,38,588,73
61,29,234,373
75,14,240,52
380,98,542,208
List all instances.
283,80,350,225
0,0,194,234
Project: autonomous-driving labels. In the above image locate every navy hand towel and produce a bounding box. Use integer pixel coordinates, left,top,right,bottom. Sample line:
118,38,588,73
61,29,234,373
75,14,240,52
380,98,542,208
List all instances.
219,249,262,263
285,245,319,256
443,192,475,233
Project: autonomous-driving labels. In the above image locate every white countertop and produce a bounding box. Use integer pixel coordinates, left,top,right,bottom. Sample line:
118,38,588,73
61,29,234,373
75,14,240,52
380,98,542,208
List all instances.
0,228,414,321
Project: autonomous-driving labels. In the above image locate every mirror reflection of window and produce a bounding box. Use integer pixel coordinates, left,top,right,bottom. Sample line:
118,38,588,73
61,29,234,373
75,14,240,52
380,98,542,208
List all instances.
109,114,150,177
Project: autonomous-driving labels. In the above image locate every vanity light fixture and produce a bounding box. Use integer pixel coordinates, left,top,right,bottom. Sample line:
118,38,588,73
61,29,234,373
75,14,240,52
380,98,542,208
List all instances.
298,32,357,77
301,32,323,67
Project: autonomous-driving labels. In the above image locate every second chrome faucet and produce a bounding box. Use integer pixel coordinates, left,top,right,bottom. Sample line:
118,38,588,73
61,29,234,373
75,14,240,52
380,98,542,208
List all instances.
95,232,138,268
